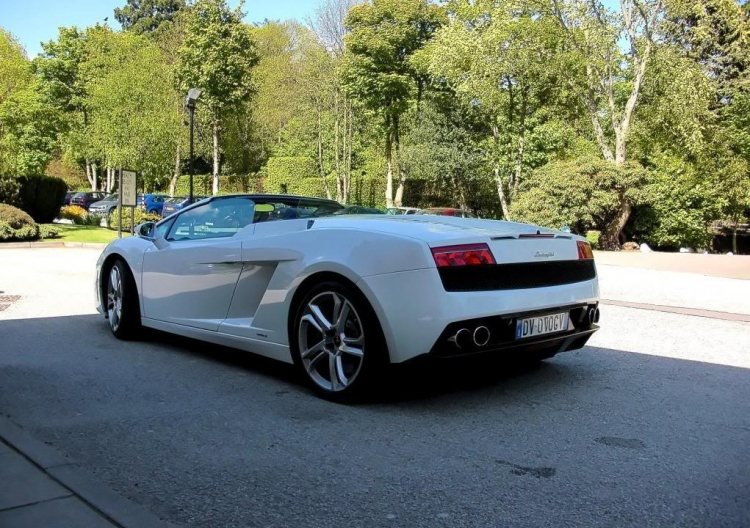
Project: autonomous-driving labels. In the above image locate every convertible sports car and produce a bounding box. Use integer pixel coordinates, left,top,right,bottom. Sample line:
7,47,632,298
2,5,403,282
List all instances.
96,194,600,400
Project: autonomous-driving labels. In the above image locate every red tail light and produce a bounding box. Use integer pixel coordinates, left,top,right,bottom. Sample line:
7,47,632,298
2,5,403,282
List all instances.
431,243,496,267
577,241,594,259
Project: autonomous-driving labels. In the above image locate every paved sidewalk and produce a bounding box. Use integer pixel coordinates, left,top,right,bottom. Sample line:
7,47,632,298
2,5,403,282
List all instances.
594,250,750,279
0,417,174,528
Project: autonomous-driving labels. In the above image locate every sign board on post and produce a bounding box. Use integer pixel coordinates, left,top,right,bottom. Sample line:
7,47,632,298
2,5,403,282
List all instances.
121,171,137,206
117,169,138,239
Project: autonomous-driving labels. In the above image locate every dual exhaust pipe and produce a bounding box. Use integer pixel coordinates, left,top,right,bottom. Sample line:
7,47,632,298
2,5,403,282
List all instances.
452,326,491,349
588,306,600,326
451,306,599,350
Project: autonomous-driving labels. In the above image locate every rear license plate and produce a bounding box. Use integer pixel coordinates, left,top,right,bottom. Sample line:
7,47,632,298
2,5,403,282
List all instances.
516,312,569,340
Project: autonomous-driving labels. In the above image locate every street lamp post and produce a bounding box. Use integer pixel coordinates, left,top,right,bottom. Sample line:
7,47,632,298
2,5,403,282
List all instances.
185,88,202,204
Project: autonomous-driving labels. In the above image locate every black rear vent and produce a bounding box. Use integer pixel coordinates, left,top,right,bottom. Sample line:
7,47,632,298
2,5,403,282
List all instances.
438,260,596,292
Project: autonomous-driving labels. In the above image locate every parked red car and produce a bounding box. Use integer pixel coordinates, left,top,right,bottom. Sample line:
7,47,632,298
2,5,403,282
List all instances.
417,207,478,218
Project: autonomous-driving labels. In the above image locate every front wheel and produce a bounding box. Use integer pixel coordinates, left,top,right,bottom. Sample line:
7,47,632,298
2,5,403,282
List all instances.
291,281,387,402
106,259,141,339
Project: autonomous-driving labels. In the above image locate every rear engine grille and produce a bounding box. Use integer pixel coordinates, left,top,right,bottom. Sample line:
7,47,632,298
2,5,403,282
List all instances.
438,260,596,292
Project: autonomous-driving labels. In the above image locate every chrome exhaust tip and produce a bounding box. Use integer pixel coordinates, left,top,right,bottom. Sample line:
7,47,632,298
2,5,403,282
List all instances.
588,308,596,326
593,307,600,324
473,326,490,347
452,328,472,349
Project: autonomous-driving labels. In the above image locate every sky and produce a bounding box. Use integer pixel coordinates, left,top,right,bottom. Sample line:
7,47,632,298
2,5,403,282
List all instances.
0,0,319,58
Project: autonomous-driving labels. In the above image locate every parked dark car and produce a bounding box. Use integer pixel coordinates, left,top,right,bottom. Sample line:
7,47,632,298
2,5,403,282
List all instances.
70,191,107,211
161,196,207,218
63,191,76,206
418,207,478,218
137,194,169,215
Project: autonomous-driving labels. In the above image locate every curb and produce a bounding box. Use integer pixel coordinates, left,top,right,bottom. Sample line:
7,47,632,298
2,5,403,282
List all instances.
0,242,108,249
0,417,177,528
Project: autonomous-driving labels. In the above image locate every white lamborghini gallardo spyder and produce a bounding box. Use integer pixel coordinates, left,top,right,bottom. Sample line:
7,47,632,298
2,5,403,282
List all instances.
96,194,600,400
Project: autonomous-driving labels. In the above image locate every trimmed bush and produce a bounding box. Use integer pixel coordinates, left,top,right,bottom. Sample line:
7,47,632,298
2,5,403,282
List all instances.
60,205,88,222
0,204,39,241
0,175,67,223
108,207,161,231
17,175,67,223
172,174,255,196
39,224,60,239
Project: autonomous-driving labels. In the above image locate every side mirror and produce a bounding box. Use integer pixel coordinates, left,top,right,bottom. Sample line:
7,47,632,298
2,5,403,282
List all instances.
136,222,156,239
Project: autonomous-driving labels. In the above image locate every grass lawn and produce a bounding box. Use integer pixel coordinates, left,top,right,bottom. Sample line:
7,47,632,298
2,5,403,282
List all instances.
39,224,129,244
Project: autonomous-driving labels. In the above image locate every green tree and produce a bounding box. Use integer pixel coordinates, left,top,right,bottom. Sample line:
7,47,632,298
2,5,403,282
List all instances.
343,0,445,207
0,29,33,106
84,31,183,191
176,0,258,195
115,0,186,35
419,0,565,219
0,81,64,176
33,27,101,189
549,0,665,248
511,156,647,235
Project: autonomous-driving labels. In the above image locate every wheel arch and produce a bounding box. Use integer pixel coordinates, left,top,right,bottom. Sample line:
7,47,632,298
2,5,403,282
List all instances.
99,252,139,317
287,270,392,363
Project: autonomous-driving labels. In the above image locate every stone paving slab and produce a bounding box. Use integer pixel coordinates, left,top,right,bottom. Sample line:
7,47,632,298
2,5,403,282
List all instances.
0,418,177,528
0,451,71,511
0,497,117,528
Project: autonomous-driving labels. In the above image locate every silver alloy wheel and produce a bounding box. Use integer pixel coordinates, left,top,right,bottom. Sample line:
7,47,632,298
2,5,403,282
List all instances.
107,266,123,332
298,291,365,392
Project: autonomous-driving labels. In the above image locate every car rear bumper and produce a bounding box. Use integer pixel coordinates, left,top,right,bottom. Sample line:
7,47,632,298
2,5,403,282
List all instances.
358,266,599,364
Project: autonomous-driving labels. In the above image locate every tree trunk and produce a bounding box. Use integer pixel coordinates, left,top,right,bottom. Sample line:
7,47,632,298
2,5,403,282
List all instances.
601,200,631,250
334,89,343,202
170,144,181,197
212,120,220,196
85,161,95,191
385,123,394,209
393,115,404,207
91,163,99,191
317,106,332,200
345,100,353,204
492,124,511,219
511,86,528,194
395,170,406,207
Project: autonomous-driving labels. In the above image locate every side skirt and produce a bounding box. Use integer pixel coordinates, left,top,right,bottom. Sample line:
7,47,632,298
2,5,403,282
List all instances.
141,317,294,364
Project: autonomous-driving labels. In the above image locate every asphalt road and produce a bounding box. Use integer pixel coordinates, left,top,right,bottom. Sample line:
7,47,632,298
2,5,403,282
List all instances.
1,248,749,527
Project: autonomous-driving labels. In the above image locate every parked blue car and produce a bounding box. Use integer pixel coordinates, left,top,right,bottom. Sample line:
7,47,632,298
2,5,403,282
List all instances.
137,194,169,215
160,196,207,218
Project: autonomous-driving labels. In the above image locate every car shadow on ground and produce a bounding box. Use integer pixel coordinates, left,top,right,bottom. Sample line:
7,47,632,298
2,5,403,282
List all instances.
2,313,749,409
3,313,581,404
126,318,576,404
3,313,749,528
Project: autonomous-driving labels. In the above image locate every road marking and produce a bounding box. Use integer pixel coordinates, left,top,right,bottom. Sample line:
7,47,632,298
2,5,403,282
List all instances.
0,295,20,312
600,299,750,323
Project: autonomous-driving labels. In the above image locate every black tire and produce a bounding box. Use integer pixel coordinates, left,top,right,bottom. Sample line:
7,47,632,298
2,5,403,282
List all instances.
290,280,388,402
105,258,141,340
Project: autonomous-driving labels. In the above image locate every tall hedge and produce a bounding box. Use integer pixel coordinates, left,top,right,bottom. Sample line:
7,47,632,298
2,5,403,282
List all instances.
0,174,67,223
172,174,260,196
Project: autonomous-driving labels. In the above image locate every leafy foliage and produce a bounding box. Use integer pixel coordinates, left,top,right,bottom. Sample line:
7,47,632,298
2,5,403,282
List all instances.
0,203,39,241
115,0,186,35
511,156,647,236
0,29,33,105
38,224,60,239
108,207,161,231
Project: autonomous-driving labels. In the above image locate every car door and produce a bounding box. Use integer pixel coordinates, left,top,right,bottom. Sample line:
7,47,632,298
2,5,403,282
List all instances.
141,197,256,331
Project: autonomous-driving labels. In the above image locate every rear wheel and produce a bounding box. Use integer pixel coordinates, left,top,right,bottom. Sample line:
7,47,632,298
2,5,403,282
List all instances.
106,259,141,339
291,281,387,401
